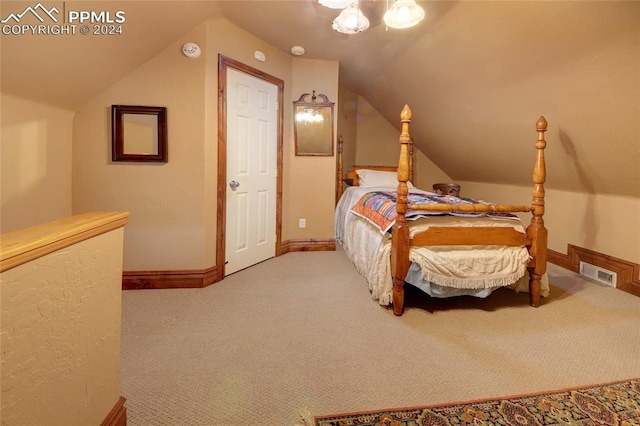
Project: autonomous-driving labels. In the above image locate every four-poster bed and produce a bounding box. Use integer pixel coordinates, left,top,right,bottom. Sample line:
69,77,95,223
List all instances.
335,105,548,316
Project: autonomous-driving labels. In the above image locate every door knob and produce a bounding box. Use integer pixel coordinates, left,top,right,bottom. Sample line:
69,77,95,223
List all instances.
229,180,240,191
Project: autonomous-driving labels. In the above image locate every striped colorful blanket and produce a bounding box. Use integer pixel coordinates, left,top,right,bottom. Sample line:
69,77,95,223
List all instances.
350,191,517,233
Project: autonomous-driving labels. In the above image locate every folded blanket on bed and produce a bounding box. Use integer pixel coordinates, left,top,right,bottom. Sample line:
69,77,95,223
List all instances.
409,245,530,290
350,191,518,233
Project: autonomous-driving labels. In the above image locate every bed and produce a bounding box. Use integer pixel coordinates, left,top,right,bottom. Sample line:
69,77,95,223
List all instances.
335,105,549,316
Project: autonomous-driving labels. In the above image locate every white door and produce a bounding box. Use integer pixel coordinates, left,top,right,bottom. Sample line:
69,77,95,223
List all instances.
225,68,277,275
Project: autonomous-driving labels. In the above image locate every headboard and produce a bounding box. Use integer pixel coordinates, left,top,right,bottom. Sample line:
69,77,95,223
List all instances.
336,135,414,203
344,165,398,187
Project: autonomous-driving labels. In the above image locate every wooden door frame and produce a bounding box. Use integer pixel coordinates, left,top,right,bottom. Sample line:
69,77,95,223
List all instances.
217,55,284,279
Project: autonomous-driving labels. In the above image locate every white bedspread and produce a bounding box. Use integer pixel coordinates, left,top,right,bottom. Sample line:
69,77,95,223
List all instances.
335,186,549,305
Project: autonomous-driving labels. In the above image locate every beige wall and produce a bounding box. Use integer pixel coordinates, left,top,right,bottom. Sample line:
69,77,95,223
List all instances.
0,93,73,232
355,97,402,167
354,95,452,189
16,13,635,278
73,23,208,271
458,181,640,265
73,18,339,271
337,84,358,175
287,58,339,239
0,228,124,425
411,153,453,191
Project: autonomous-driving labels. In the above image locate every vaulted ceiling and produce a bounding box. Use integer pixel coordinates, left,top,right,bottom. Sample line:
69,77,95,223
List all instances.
2,1,638,197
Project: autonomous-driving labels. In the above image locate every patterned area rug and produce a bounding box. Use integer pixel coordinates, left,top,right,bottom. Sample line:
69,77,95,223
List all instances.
311,378,640,425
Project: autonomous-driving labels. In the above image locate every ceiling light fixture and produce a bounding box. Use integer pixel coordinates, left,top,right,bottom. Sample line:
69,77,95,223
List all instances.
318,0,355,9
332,2,370,34
290,45,306,56
383,0,425,29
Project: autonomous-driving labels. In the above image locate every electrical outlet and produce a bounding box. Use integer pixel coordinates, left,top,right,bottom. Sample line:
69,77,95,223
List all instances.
299,218,306,228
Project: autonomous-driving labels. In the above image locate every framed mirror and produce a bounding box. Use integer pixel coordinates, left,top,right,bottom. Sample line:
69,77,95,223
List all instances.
293,91,334,156
112,105,167,162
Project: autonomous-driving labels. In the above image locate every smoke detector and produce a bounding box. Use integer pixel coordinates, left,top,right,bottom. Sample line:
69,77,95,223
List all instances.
182,42,201,59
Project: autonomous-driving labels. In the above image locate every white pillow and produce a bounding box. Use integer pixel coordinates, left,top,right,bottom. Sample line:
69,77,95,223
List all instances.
356,169,414,188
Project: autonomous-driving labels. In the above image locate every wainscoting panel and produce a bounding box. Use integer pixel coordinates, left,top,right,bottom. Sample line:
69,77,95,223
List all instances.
547,249,574,271
548,245,640,297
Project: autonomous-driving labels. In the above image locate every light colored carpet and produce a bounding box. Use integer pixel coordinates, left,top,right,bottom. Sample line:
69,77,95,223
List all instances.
121,248,640,425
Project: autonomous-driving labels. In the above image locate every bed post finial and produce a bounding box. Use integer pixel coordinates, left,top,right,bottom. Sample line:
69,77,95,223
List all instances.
401,104,412,121
527,115,548,308
392,104,413,316
536,116,547,132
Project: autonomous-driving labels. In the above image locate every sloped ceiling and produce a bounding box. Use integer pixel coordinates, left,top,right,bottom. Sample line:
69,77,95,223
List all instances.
2,1,638,197
0,1,223,107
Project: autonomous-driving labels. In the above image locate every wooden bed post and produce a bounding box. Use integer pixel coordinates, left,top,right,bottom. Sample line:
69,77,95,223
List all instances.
526,116,548,307
391,105,413,316
336,134,344,204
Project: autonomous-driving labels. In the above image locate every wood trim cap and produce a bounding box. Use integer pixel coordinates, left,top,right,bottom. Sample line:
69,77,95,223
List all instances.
1,212,130,273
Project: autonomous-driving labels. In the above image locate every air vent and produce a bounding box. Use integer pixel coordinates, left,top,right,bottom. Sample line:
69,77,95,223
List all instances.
579,261,617,287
